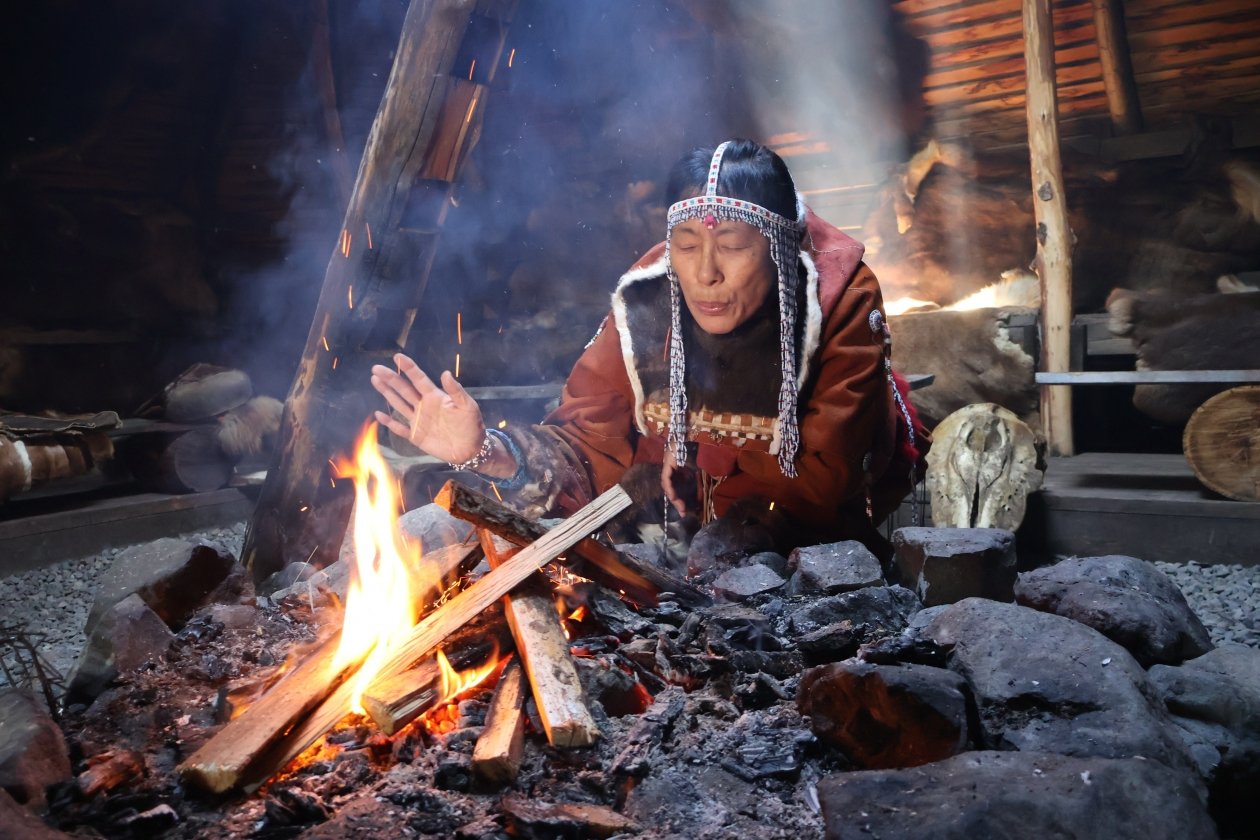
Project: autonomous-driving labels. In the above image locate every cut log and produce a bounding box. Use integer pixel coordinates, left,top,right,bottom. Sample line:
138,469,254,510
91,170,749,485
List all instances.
1183,386,1260,502
480,531,598,748
471,658,528,784
123,428,233,494
925,403,1044,530
361,619,509,735
78,750,145,798
435,480,709,607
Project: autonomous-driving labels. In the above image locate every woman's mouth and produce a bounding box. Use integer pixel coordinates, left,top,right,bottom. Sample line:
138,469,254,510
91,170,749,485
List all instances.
694,300,729,315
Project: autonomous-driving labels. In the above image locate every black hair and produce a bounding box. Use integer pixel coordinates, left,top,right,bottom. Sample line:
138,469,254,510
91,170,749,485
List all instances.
665,139,799,221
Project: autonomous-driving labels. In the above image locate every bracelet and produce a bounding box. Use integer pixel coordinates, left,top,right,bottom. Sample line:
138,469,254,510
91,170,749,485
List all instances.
449,430,494,472
483,428,528,490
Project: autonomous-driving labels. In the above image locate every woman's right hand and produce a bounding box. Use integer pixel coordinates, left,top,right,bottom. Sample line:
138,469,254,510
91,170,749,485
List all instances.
370,353,486,465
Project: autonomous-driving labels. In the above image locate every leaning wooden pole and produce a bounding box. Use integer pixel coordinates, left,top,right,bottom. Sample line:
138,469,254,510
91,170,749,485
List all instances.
1023,0,1075,456
244,0,517,586
1090,0,1143,136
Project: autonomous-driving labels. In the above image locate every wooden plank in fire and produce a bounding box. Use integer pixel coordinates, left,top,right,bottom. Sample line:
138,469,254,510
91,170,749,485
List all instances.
480,531,598,748
435,480,710,608
183,484,629,793
472,657,528,784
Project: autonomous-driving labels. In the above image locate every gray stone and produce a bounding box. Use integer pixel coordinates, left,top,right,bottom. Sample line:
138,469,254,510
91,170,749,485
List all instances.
88,537,235,631
1149,644,1260,835
713,564,785,601
686,507,777,577
787,585,921,637
1015,554,1214,666
68,594,175,700
787,541,883,596
817,751,1215,840
798,661,969,769
206,603,258,630
396,503,475,553
796,621,860,663
0,690,71,809
892,527,1017,606
746,551,788,577
921,598,1192,769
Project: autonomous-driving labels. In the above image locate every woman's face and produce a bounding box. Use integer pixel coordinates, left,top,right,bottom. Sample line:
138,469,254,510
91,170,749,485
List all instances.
670,218,775,334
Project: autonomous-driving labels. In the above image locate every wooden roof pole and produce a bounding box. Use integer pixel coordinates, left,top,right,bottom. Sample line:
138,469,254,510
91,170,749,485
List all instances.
1023,0,1075,456
1090,0,1143,135
243,0,517,586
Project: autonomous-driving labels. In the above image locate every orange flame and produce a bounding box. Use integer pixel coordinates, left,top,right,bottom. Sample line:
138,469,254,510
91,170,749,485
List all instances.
435,645,500,703
331,424,436,713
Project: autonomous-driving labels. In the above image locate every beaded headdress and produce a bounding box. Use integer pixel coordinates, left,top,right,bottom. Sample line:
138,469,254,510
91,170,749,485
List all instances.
664,141,807,477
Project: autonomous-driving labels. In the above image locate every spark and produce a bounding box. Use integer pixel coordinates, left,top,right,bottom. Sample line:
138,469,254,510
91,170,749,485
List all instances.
468,59,476,80
497,419,507,429
508,48,516,68
321,335,330,352
299,505,309,512
491,484,503,502
365,222,373,249
769,501,776,511
455,352,461,378
464,97,477,126
347,285,354,310
457,312,463,345
332,356,339,370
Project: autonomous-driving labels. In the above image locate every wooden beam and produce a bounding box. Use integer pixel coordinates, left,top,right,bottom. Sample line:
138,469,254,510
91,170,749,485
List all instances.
480,531,598,748
243,0,517,586
1036,370,1260,384
1090,0,1143,134
1023,0,1076,456
435,480,710,608
472,657,528,783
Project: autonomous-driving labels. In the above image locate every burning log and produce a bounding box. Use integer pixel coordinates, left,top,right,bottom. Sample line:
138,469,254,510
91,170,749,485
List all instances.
182,484,630,794
362,621,509,735
472,658,528,784
480,531,599,748
435,480,709,607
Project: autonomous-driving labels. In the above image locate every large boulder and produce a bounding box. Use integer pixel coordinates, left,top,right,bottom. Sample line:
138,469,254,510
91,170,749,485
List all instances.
1015,554,1213,666
798,661,969,769
88,538,235,631
892,527,1017,606
786,541,883,596
817,751,1215,840
1149,644,1260,836
920,598,1191,769
67,594,175,700
0,690,71,809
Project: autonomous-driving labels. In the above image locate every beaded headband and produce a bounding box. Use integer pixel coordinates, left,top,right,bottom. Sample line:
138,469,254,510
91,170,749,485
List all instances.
664,141,807,478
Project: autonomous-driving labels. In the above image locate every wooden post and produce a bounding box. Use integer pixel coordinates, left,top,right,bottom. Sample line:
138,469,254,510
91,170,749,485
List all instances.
243,0,517,586
1023,0,1075,456
1090,0,1143,136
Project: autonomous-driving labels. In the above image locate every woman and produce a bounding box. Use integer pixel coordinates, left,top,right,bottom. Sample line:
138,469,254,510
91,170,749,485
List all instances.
371,140,923,559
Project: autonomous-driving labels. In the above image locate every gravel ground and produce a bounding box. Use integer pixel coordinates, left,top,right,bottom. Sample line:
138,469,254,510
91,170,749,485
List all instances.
2,527,1257,695
0,522,247,691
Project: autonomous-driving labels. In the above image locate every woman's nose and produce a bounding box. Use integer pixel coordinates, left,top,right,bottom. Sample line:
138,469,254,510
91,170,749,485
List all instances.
696,246,721,285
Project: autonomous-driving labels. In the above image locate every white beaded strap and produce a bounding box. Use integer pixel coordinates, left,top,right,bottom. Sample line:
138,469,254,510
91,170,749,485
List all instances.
449,430,494,472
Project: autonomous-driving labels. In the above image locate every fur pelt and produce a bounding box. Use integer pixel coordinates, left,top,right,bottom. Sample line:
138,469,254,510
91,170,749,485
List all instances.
216,396,283,461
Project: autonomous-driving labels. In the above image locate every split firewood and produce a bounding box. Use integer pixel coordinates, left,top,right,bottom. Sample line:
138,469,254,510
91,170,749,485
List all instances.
480,531,599,748
181,535,492,793
471,657,528,784
200,485,630,793
362,617,510,735
436,480,709,607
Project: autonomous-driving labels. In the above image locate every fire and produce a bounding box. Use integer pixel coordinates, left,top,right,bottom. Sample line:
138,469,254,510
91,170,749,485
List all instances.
331,424,429,713
435,647,500,702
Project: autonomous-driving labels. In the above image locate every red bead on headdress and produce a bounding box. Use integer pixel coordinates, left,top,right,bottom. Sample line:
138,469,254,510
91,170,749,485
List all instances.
702,213,717,230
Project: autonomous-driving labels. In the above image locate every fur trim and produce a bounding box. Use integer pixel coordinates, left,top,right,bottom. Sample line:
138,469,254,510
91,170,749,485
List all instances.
798,251,823,389
611,252,670,434
217,396,284,461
